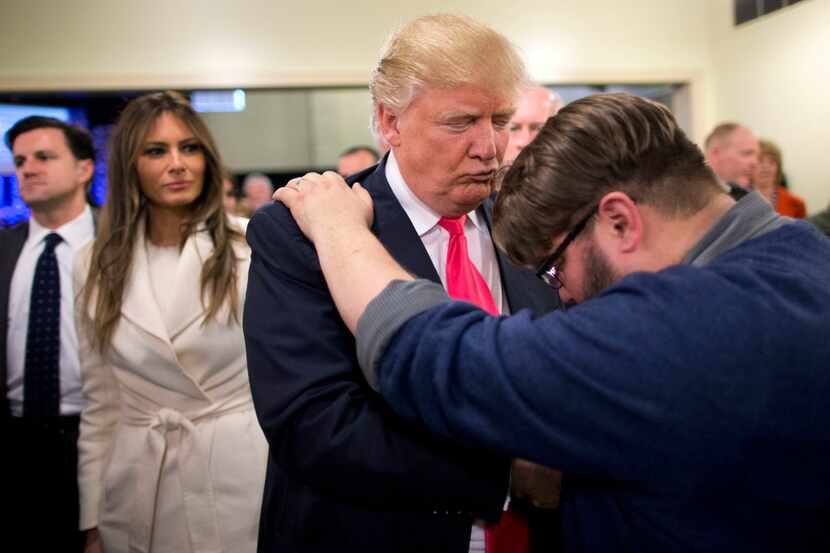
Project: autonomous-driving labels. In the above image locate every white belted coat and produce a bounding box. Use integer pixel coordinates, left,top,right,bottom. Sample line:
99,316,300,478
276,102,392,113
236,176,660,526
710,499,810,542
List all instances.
75,217,267,553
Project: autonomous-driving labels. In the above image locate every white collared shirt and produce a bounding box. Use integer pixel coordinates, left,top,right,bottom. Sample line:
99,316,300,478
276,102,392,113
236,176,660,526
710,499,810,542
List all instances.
385,151,506,552
6,205,94,417
385,151,507,315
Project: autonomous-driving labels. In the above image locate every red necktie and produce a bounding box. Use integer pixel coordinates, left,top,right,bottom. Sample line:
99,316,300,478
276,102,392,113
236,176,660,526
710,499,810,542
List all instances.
438,215,499,316
438,216,529,553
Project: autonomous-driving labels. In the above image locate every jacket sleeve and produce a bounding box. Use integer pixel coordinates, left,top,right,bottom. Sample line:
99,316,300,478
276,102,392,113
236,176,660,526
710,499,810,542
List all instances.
74,245,121,530
243,202,509,517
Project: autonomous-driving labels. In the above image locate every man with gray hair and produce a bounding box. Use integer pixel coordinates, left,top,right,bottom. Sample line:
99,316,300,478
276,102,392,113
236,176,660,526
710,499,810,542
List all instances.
244,13,560,553
242,172,275,214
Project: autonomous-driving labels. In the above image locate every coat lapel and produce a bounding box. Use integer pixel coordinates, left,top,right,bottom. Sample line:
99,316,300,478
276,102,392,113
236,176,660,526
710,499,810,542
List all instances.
164,227,212,339
121,220,172,345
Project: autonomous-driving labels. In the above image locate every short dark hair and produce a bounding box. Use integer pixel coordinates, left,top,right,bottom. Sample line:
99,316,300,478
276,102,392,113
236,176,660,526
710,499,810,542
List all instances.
494,93,722,267
5,115,96,162
339,145,379,162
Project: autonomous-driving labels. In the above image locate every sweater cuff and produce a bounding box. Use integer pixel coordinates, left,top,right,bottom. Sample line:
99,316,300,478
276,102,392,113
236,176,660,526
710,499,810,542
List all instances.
356,279,451,390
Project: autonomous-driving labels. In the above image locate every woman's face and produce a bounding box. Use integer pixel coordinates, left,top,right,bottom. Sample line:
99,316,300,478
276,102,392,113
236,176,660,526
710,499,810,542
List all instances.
136,111,206,213
753,153,779,189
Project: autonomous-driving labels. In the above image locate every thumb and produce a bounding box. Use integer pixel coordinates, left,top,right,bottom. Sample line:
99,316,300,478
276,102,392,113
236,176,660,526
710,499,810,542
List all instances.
353,182,374,225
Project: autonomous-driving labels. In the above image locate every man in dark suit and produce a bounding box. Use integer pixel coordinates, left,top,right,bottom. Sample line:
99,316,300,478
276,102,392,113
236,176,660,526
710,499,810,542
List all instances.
244,14,561,553
2,116,96,552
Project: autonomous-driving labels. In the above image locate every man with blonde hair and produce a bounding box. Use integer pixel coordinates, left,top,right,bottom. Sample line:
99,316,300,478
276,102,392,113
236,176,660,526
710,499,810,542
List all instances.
504,86,563,165
275,92,830,552
245,13,561,553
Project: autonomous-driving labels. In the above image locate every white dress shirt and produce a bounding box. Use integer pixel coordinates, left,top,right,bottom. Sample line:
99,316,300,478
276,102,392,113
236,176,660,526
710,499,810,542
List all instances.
6,206,94,417
386,151,507,552
385,151,507,315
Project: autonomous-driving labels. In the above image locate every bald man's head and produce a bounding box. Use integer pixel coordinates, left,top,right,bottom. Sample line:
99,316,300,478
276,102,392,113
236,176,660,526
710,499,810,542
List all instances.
704,123,759,188
504,86,562,164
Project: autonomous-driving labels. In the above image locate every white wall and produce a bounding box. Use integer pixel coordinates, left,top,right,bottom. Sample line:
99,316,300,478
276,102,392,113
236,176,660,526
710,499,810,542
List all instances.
707,0,830,213
3,0,825,209
0,1,712,134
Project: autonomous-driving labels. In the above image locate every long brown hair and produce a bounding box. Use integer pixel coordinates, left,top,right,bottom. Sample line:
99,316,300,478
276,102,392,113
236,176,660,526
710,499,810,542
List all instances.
82,91,244,352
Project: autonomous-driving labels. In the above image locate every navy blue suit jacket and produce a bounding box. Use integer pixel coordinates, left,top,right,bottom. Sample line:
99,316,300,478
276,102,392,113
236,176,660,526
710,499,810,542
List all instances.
244,159,559,553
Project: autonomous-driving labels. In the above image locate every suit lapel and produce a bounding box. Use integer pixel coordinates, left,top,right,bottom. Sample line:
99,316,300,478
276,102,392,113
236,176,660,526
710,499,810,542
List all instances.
479,198,560,315
362,159,442,284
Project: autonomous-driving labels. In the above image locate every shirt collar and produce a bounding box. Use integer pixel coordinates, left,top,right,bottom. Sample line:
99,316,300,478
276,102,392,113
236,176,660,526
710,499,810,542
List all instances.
26,205,94,252
385,149,484,237
682,191,789,267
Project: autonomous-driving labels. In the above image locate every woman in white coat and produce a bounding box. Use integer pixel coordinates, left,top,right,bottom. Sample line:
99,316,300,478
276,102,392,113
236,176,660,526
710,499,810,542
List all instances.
75,91,267,553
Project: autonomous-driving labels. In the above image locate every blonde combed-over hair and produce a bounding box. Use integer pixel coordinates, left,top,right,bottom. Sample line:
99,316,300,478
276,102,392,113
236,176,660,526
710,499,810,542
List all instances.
370,14,528,122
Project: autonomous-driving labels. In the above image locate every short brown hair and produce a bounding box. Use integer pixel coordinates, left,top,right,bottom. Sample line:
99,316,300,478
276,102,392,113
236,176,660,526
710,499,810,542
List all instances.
494,93,722,267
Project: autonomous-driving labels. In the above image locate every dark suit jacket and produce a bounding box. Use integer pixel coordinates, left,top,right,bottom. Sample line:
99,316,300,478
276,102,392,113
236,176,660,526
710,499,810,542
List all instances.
244,159,559,553
0,222,29,416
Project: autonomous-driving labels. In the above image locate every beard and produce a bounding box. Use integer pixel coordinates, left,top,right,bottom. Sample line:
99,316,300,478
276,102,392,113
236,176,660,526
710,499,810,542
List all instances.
581,239,620,301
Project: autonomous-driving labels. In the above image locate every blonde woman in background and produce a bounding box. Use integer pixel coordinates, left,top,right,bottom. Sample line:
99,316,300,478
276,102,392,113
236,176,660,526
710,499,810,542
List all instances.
753,139,807,218
76,91,266,553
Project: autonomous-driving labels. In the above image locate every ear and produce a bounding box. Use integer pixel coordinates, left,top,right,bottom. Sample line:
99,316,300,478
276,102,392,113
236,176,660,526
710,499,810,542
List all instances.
595,191,642,255
377,103,402,148
75,158,94,187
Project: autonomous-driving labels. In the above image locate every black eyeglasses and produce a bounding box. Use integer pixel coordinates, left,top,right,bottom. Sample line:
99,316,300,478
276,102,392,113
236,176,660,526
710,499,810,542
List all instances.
535,205,598,289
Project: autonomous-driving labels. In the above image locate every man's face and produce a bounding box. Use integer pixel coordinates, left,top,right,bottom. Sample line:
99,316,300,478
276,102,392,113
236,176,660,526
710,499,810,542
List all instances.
337,150,377,178
504,88,554,164
12,127,91,212
548,230,621,306
713,127,759,187
244,180,273,212
383,85,514,218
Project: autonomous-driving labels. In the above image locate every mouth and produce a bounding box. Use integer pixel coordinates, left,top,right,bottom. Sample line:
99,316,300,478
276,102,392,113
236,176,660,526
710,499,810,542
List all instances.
164,180,192,190
468,171,496,183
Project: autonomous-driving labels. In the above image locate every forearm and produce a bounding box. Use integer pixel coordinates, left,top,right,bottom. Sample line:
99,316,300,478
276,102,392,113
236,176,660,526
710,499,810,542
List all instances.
314,222,413,334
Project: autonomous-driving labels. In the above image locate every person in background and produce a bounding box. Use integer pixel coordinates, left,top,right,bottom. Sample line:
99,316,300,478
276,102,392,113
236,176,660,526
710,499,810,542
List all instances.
337,145,380,177
275,92,830,553
704,122,759,200
752,139,806,218
222,167,242,215
241,172,274,215
245,13,561,553
2,116,96,552
76,91,266,553
503,86,562,165
808,202,830,236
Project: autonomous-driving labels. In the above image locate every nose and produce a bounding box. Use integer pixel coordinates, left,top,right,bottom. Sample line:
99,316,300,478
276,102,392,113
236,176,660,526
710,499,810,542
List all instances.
169,147,186,173
18,158,40,177
468,121,498,161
